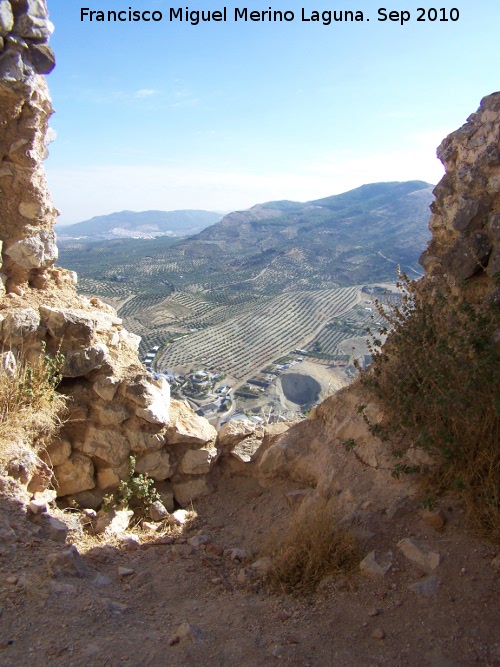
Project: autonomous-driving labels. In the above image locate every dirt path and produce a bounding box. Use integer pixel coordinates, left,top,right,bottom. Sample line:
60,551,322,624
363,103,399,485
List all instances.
1,475,499,667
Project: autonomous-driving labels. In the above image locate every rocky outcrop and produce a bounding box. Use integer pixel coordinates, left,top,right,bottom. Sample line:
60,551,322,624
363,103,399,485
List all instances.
0,1,219,507
419,92,500,304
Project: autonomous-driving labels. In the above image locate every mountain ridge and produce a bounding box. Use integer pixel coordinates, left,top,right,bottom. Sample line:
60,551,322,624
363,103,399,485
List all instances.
57,209,224,241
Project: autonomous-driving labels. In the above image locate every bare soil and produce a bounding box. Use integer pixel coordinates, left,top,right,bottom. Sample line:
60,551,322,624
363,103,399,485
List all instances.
1,473,499,667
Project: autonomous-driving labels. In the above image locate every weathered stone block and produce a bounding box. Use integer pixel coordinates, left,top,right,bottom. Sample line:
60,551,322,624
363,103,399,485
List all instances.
172,476,214,507
0,1,14,37
231,437,263,463
39,306,94,347
27,42,55,74
43,439,71,467
0,307,40,343
13,13,53,39
93,402,131,427
135,378,170,426
62,343,108,377
92,374,120,401
54,452,95,497
4,230,57,268
166,400,216,445
397,538,441,571
180,446,218,475
443,232,493,280
80,425,129,467
135,449,172,480
217,419,255,449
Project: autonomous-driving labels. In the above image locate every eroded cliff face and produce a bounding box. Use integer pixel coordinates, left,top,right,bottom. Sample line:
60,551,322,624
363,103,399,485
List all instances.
420,92,500,304
0,1,218,508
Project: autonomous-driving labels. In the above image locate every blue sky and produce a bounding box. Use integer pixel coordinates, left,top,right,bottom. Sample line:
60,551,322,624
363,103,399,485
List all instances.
45,1,500,224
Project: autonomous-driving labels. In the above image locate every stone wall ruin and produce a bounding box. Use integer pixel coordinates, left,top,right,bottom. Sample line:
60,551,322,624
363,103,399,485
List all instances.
0,0,220,508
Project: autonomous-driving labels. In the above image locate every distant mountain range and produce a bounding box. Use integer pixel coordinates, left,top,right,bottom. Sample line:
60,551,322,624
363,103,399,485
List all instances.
60,180,434,298
57,209,224,241
171,180,434,286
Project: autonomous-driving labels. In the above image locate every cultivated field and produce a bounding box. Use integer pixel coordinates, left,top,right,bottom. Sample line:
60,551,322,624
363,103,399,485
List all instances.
155,286,360,380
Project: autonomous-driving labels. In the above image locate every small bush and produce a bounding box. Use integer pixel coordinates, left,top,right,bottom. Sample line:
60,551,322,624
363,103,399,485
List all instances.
266,504,359,594
362,273,500,538
109,455,161,512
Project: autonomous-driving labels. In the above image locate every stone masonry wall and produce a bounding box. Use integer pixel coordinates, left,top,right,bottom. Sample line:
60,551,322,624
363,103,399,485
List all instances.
0,1,219,508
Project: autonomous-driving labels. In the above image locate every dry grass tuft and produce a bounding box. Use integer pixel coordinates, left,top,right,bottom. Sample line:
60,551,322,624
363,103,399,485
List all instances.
0,347,66,465
265,503,360,594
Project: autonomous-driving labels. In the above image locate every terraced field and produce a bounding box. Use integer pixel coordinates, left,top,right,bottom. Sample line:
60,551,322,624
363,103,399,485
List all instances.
304,303,378,360
155,286,359,380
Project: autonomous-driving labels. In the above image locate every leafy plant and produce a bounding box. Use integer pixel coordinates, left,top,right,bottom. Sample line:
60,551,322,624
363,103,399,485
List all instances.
113,455,161,511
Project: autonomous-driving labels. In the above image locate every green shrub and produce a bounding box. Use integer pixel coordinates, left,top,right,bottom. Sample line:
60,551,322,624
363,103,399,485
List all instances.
361,274,500,538
112,455,161,511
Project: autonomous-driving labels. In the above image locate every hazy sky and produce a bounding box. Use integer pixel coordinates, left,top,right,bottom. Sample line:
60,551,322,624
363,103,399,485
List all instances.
45,1,500,224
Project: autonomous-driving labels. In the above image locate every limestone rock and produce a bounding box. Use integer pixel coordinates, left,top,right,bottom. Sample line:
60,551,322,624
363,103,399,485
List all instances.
172,476,214,506
0,1,14,37
47,546,86,578
92,375,120,401
398,538,441,571
92,402,131,427
169,623,202,645
135,450,172,480
443,232,492,281
410,576,438,596
41,513,68,543
28,42,55,74
127,430,165,454
127,377,170,426
155,480,175,511
0,45,23,81
231,436,263,463
359,551,392,578
1,350,16,376
53,452,95,497
422,509,447,531
80,426,129,468
217,419,256,449
43,439,71,467
4,230,57,269
62,343,108,377
94,508,133,536
167,399,216,445
39,306,95,347
7,448,51,490
96,467,121,491
250,557,273,576
1,307,40,343
149,500,169,521
180,446,218,475
13,13,54,40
